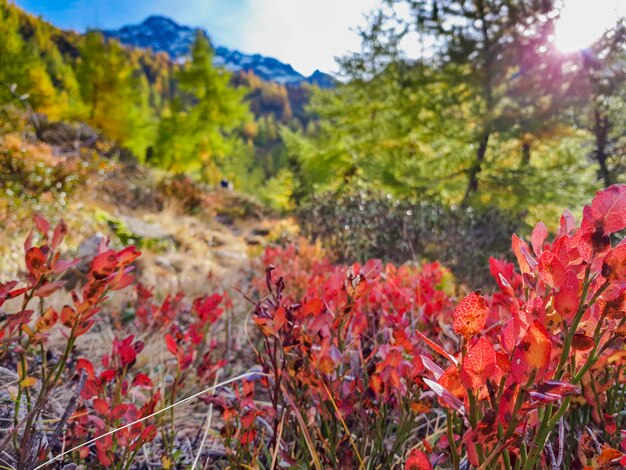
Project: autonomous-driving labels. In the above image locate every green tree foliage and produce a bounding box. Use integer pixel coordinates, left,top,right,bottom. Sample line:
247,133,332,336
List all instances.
76,32,156,158
152,32,252,184
567,22,626,186
0,0,36,104
286,0,605,222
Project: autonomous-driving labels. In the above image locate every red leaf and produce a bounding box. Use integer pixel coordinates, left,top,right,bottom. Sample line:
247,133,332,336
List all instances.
34,280,67,298
538,251,567,289
51,220,68,250
415,329,459,365
117,246,141,266
581,185,626,236
453,292,488,341
461,337,496,389
531,222,548,256
602,245,626,281
405,448,432,470
52,258,79,274
554,270,579,320
141,424,157,442
76,358,95,379
90,250,118,280
164,333,178,355
605,414,617,435
511,321,552,384
97,449,112,467
25,247,47,278
498,383,519,426
558,209,577,237
33,214,50,236
572,333,594,351
93,398,110,416
132,373,153,388
111,404,128,420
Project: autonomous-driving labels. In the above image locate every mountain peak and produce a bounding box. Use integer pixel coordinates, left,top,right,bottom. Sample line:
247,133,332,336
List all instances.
142,15,178,26
104,16,334,87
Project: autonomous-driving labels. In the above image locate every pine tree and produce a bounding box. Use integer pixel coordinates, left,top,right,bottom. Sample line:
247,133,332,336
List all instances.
153,32,251,184
76,32,156,158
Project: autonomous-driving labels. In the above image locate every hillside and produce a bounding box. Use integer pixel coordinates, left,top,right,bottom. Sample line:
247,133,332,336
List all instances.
0,0,319,209
0,114,291,290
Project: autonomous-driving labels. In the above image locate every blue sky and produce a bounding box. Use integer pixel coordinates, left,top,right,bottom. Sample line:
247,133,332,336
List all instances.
13,1,625,76
13,0,380,76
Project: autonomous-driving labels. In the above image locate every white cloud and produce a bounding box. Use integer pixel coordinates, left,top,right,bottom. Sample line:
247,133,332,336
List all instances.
239,0,380,76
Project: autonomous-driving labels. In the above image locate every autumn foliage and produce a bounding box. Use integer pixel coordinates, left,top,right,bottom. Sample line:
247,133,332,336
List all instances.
1,185,626,468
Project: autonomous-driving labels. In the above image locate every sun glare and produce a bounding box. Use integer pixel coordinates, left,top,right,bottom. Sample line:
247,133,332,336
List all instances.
554,0,623,53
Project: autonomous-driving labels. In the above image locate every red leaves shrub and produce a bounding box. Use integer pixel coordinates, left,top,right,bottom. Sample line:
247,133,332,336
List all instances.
3,185,626,469
251,247,456,467
416,185,626,469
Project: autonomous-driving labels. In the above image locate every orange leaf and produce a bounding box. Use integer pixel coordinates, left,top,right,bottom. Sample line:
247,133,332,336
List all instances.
453,292,488,341
597,447,623,465
511,321,551,384
461,337,496,389
36,306,58,332
318,355,335,375
61,305,78,328
512,234,536,276
274,306,287,331
302,298,323,316
20,376,38,388
415,329,458,365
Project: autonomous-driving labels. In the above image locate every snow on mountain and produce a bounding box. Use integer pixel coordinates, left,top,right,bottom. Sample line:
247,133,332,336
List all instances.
103,16,335,88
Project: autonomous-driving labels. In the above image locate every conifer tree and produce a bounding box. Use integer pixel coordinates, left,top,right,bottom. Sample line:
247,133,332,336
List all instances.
153,32,251,183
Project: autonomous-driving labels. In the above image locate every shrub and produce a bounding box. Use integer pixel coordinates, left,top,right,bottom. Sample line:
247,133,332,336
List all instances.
297,189,523,289
2,185,626,469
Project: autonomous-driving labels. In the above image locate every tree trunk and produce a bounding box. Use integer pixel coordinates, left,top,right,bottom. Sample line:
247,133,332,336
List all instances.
462,132,490,205
594,108,612,187
521,141,531,166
